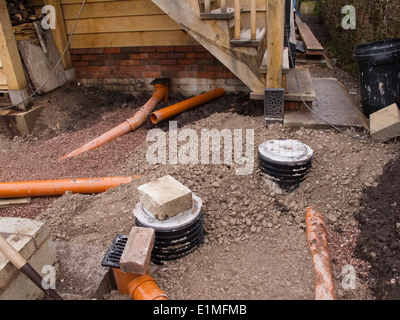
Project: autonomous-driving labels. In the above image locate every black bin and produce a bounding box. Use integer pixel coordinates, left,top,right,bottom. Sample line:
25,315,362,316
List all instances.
354,39,400,117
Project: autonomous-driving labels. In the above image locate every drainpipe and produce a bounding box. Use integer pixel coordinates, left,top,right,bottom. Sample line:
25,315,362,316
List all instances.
59,78,170,161
112,268,167,300
0,176,139,198
150,87,226,124
305,207,336,300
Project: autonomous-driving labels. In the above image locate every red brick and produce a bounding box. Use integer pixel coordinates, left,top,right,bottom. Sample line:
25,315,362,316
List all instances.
117,66,134,73
71,60,89,67
120,60,141,66
130,53,148,59
88,48,105,54
216,71,236,78
198,71,216,79
161,65,185,72
193,45,208,52
175,45,194,52
104,47,121,54
159,59,177,65
98,66,117,73
166,52,185,59
88,59,106,66
196,58,216,65
71,55,81,61
177,58,196,65
119,227,155,274
81,55,97,61
185,52,206,59
93,72,108,78
85,66,101,73
156,46,175,52
70,48,88,55
96,54,116,60
128,71,144,78
121,47,139,53
143,71,161,78
138,46,156,53
75,72,93,79
148,52,167,59
204,64,225,72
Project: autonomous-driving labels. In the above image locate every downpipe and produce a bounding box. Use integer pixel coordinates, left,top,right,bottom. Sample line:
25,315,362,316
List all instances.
150,87,226,124
59,78,170,161
305,207,336,300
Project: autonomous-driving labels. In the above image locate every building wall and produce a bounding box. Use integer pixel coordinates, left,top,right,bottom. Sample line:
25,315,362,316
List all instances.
71,44,250,96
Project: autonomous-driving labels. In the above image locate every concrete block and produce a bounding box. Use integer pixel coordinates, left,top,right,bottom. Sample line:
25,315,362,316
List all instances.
2,104,44,136
65,68,76,82
370,103,400,141
0,217,57,300
138,175,193,220
119,227,155,274
7,87,32,111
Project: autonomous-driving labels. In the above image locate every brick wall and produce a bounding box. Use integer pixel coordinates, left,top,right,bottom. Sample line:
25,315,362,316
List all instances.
70,45,250,96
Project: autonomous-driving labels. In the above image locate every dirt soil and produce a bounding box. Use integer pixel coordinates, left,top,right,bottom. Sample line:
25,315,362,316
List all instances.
1,66,399,299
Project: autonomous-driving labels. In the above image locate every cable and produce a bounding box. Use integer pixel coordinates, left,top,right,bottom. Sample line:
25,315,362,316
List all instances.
284,11,399,143
0,0,86,110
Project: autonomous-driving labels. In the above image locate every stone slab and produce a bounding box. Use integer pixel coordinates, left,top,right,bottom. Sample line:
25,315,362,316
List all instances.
138,175,193,221
370,103,400,141
17,38,67,95
55,241,113,300
284,78,368,129
0,217,58,300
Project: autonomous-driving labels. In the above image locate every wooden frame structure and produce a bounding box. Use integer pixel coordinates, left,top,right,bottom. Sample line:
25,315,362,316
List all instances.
0,0,294,107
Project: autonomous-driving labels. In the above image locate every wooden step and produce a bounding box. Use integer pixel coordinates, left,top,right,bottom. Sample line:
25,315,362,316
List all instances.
260,47,290,75
200,7,242,20
230,27,266,47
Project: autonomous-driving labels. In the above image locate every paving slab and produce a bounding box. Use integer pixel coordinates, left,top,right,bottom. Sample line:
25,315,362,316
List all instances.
284,78,368,129
55,241,113,300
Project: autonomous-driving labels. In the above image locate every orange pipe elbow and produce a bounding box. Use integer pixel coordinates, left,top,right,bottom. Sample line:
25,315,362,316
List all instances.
150,87,226,124
0,176,139,198
113,268,167,300
58,80,169,161
305,207,336,300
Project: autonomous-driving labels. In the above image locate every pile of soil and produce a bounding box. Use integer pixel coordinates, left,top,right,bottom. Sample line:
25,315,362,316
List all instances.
355,155,400,300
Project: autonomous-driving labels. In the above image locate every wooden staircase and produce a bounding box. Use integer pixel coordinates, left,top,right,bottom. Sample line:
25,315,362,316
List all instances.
152,0,283,95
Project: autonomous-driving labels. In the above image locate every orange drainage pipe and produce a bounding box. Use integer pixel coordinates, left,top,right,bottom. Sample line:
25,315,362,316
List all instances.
150,87,226,124
113,268,167,300
305,207,336,300
0,176,139,199
58,78,170,161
